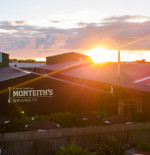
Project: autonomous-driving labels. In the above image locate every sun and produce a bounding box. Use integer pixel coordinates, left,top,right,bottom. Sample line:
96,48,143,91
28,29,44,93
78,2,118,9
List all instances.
35,58,46,62
87,47,117,63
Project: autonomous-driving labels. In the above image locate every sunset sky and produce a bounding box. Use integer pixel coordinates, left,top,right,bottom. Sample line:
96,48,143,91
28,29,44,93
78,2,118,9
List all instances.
1,0,150,61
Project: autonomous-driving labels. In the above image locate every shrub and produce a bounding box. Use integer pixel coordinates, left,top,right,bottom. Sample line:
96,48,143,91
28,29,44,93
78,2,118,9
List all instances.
56,144,88,155
96,137,126,155
88,111,108,126
34,112,76,128
136,142,150,152
91,111,108,119
0,112,76,133
0,117,31,133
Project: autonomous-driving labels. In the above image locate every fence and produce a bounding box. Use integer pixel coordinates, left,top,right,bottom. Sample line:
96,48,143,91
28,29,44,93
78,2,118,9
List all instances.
1,122,150,155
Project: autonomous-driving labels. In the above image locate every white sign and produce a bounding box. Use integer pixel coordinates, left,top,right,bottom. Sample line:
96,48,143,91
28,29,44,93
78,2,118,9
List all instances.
8,87,53,103
0,52,2,63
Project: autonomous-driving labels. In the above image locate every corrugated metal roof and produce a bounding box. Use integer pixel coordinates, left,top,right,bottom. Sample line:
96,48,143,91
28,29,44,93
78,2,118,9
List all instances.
46,52,87,58
39,61,83,71
61,63,150,92
0,67,31,82
9,63,45,68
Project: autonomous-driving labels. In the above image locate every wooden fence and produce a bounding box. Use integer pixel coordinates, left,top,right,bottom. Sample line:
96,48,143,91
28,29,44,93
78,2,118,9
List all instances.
0,122,150,155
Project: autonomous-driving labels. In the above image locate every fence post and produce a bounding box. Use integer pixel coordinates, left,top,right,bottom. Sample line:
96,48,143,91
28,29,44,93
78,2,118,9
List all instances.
34,140,38,155
67,136,70,146
127,130,129,144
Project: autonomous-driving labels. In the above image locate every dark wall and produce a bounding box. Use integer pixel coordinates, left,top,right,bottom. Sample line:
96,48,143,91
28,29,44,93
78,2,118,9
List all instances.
46,52,91,65
0,74,116,117
0,69,148,120
0,53,9,68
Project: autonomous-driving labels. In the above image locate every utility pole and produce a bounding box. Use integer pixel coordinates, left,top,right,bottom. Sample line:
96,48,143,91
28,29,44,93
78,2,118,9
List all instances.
117,51,120,79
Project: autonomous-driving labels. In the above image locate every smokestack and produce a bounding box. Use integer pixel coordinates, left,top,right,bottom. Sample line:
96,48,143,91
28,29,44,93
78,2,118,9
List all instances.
117,51,120,79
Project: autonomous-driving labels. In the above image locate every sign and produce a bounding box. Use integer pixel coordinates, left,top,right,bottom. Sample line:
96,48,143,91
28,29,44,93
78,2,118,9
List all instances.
8,87,53,103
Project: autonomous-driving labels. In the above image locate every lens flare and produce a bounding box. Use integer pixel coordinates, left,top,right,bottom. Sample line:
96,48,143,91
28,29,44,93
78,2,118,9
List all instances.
87,47,117,63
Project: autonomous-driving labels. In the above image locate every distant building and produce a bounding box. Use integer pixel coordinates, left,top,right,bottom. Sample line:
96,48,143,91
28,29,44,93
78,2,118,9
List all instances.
46,52,91,65
0,52,9,68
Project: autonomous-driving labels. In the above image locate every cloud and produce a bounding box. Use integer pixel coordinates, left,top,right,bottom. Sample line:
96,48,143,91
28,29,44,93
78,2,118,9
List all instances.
4,39,30,50
15,21,27,25
0,21,14,26
103,15,149,22
64,16,150,50
77,22,88,27
51,20,62,23
35,34,57,49
1,15,150,59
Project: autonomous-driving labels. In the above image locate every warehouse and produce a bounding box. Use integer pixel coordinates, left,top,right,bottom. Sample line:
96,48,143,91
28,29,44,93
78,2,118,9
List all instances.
0,52,9,68
56,62,150,120
46,52,91,65
0,52,149,120
23,52,91,74
0,66,110,116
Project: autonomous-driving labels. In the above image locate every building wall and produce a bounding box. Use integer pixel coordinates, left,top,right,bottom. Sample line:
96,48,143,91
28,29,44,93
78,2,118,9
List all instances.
46,52,91,65
0,52,9,68
117,89,150,121
118,97,142,118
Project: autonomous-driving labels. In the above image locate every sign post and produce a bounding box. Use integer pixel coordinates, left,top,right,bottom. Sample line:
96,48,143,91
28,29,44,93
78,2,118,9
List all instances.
117,51,120,79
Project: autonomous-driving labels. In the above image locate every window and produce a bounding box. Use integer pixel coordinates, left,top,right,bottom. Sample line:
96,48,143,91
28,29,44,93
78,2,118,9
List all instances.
118,97,142,117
